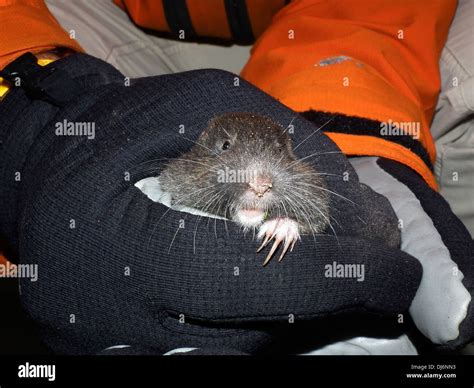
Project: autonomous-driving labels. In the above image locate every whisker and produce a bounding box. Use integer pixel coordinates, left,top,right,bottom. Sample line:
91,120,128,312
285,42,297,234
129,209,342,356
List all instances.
293,117,335,151
168,214,188,253
295,182,356,205
286,150,343,169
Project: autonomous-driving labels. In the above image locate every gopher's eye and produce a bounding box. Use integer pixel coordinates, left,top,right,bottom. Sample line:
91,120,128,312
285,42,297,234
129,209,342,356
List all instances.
222,141,231,150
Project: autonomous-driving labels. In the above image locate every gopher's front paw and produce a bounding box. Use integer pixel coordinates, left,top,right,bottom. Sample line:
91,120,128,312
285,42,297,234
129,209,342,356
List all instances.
257,218,300,266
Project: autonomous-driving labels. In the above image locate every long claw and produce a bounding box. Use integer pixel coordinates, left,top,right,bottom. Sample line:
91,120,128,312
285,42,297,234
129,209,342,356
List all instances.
262,238,282,266
278,239,293,262
257,233,272,252
290,239,297,252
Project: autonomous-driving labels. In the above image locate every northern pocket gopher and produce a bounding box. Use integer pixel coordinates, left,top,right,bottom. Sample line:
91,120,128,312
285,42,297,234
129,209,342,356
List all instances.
159,112,332,265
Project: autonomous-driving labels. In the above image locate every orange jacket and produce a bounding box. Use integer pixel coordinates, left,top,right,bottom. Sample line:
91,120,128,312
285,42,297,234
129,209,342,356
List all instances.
241,0,457,190
0,0,82,70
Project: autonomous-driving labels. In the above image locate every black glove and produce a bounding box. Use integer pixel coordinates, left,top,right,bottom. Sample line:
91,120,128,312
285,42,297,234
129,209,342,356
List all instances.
0,53,422,354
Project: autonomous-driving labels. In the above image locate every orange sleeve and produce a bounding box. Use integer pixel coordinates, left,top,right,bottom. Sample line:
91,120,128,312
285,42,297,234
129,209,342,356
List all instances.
114,0,286,42
241,0,457,190
0,0,83,70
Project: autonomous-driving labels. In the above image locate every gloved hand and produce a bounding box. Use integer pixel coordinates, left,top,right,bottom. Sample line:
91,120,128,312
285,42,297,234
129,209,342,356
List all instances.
132,155,474,356
0,53,423,354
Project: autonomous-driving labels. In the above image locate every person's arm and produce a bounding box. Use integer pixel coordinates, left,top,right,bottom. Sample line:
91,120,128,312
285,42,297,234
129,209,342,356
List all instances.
0,0,82,69
0,0,82,264
241,0,457,191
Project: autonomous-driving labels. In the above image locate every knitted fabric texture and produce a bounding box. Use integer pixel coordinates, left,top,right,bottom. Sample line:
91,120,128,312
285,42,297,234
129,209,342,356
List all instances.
0,54,422,354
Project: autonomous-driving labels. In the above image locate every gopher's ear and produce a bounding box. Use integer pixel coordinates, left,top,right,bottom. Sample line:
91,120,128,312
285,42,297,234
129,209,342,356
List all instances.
198,116,219,143
204,113,239,142
285,135,297,159
206,115,219,129
203,113,231,135
206,112,232,129
198,127,210,143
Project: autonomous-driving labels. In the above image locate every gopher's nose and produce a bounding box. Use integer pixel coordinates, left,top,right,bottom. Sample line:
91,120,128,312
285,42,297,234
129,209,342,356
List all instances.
249,178,272,197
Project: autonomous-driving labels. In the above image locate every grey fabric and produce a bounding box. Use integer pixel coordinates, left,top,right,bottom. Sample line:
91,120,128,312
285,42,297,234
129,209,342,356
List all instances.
46,0,251,77
302,335,418,355
166,337,419,355
350,157,471,345
431,0,474,236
